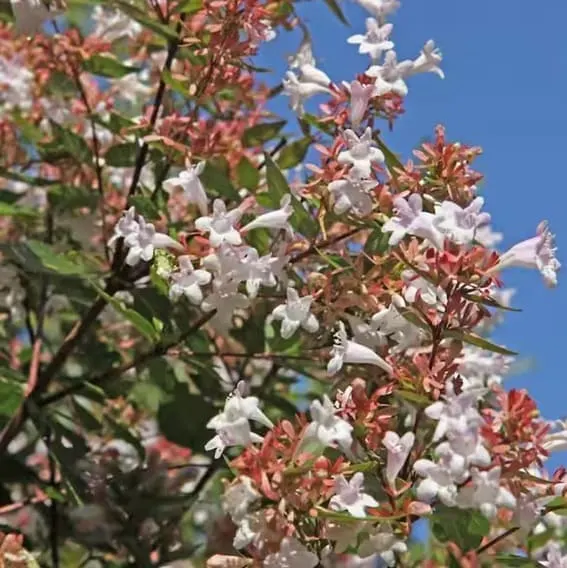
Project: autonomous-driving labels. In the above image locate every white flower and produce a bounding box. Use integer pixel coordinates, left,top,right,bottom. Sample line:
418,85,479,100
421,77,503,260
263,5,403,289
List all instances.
337,128,385,178
493,221,560,287
0,56,34,111
10,0,56,35
348,80,376,128
433,197,491,246
202,281,250,334
457,467,516,518
272,286,319,339
208,391,274,431
240,247,285,298
347,19,394,61
370,295,426,352
283,71,331,116
402,270,447,307
328,321,392,376
223,477,260,523
409,40,444,79
424,388,484,443
304,395,353,450
382,431,415,488
110,208,181,266
264,537,319,568
358,525,407,566
92,6,142,41
382,194,444,250
204,416,263,459
355,0,400,21
542,543,567,568
163,162,208,216
325,521,364,554
195,199,243,247
329,473,378,517
328,175,376,216
169,256,211,304
233,511,268,550
110,69,153,106
366,51,414,97
241,195,293,235
345,314,387,350
413,456,460,506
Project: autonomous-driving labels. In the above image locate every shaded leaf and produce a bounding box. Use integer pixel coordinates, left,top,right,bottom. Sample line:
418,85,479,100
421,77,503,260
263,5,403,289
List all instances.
83,54,139,78
444,329,518,356
243,121,286,147
277,137,312,170
236,156,260,190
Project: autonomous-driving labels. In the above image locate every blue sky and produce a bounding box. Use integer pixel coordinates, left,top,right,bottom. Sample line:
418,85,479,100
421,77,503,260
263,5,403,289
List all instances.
259,1,567,462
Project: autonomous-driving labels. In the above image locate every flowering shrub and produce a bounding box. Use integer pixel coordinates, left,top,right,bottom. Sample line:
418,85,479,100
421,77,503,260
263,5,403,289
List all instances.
0,0,564,567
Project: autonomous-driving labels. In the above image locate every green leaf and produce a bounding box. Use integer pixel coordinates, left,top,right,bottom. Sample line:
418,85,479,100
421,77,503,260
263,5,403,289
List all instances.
94,286,160,343
323,0,349,25
130,195,161,220
158,385,216,449
172,0,203,13
161,69,190,96
47,121,93,165
27,240,91,276
364,225,390,255
376,136,404,175
200,159,240,201
396,389,431,406
463,292,522,312
493,556,539,567
104,142,139,167
277,137,312,170
444,329,518,356
236,156,260,190
83,54,139,78
111,0,179,40
0,376,24,417
48,184,98,211
243,121,286,147
431,506,490,551
264,154,318,238
0,202,39,219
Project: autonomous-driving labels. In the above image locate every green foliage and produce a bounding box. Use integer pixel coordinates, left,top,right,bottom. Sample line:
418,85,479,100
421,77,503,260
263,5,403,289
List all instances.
83,54,140,78
430,505,491,551
243,121,286,147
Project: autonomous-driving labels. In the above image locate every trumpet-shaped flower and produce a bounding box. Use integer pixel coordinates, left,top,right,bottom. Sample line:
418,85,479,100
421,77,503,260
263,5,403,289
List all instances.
169,256,211,305
337,127,385,178
433,197,491,246
304,395,353,450
457,467,517,518
204,417,263,459
494,221,560,287
163,162,208,216
328,175,376,216
347,19,394,61
264,537,319,568
241,195,293,235
348,80,376,128
382,431,415,488
355,0,400,21
283,71,331,116
223,477,260,523
382,193,444,250
112,210,181,266
327,321,392,376
195,199,243,247
202,281,250,335
366,51,414,97
329,473,378,517
409,40,444,78
272,287,319,339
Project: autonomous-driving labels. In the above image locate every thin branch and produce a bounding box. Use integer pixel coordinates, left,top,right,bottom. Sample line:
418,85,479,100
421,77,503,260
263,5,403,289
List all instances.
48,434,60,568
476,525,519,554
39,311,216,407
291,227,363,264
